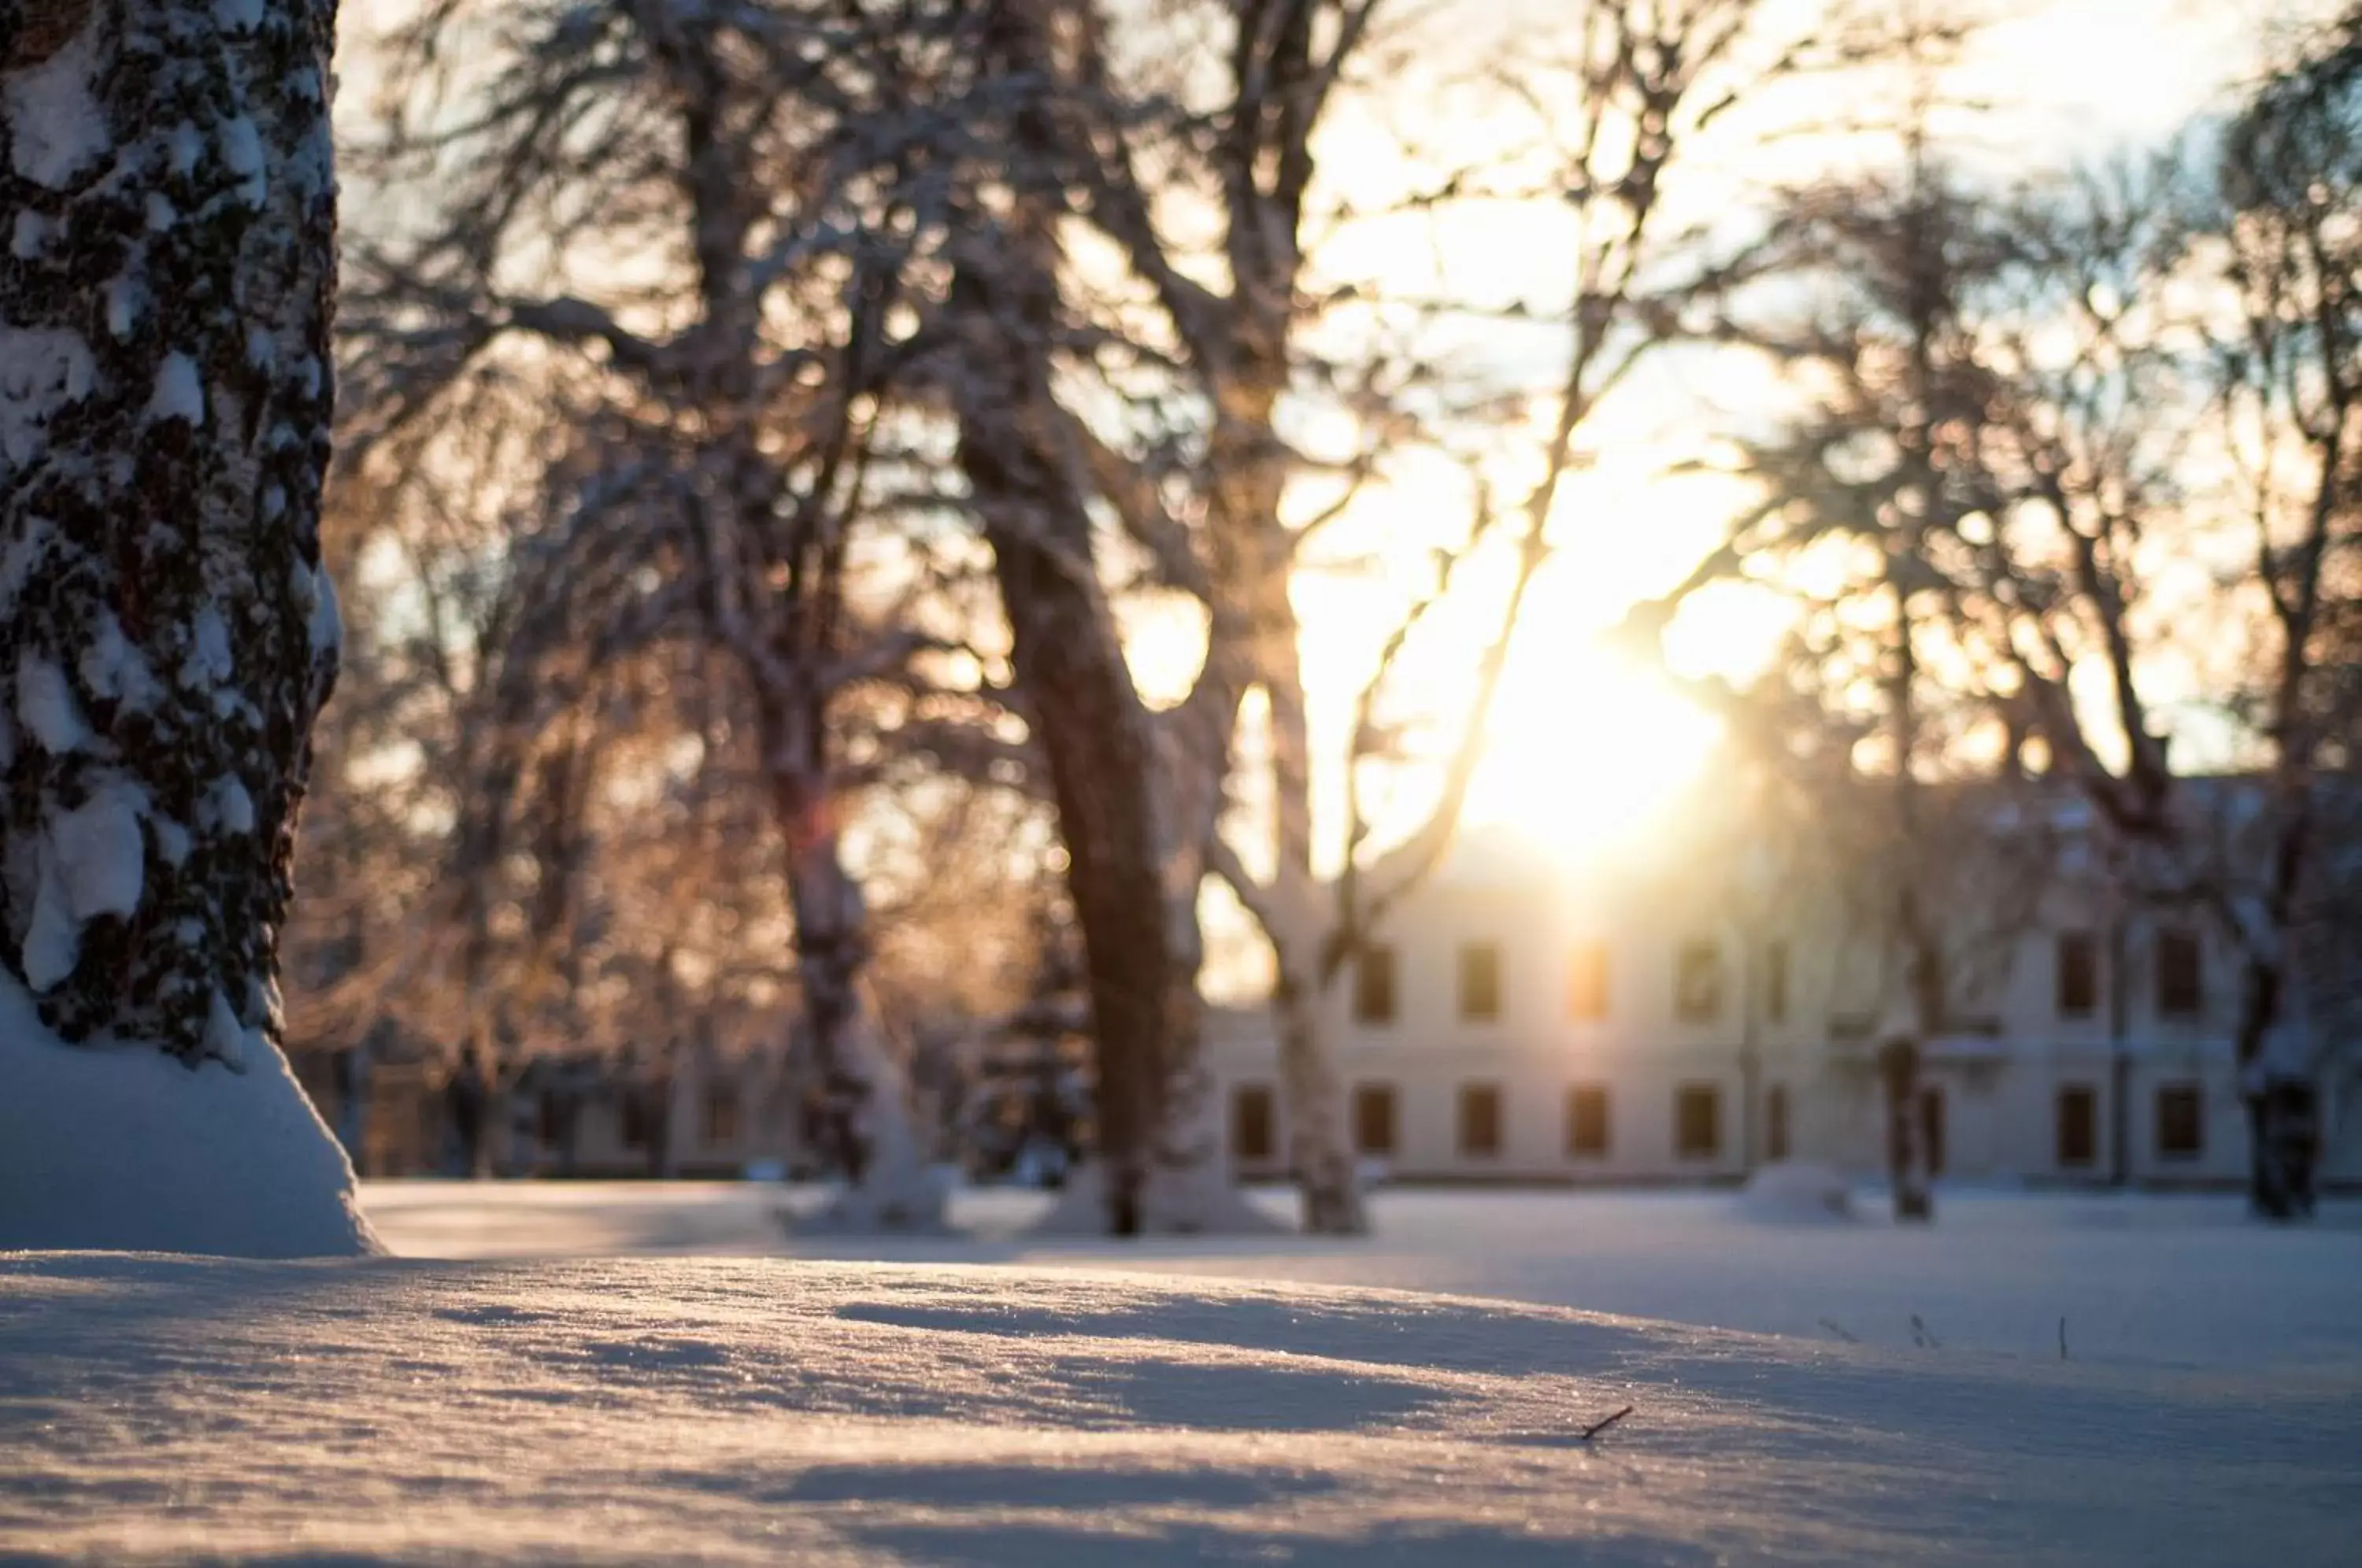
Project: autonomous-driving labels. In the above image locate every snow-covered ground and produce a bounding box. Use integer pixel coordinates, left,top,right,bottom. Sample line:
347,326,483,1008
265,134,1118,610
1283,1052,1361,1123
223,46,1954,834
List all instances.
362,1180,2362,1371
5,1248,2357,1566
6,1184,2358,1564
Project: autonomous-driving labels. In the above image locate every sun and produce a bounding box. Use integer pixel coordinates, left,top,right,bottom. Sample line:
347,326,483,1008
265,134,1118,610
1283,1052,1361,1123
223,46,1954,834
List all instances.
1460,634,1723,867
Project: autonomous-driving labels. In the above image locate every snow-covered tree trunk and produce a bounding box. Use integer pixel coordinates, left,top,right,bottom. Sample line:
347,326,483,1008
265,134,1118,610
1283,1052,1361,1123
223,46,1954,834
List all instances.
2,0,338,1059
0,0,376,1255
1249,565,1364,1234
764,704,942,1232
1137,839,1275,1234
1273,945,1364,1235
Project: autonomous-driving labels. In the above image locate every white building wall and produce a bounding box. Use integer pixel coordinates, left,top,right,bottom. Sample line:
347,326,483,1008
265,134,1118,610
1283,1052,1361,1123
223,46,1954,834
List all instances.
1202,830,2333,1190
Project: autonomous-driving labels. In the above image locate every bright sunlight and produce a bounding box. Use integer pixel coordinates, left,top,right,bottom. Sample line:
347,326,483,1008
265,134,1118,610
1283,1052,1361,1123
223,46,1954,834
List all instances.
1461,634,1724,866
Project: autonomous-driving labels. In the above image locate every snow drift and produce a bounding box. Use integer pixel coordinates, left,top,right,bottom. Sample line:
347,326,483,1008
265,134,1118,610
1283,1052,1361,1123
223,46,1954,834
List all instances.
1734,1160,1857,1224
1025,1159,1289,1237
0,975,379,1257
2,1252,2356,1566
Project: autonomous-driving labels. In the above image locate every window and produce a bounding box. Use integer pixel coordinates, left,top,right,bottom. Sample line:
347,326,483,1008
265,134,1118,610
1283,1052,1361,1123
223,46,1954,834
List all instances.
2057,1085,2097,1168
1674,941,1725,1024
1459,943,1503,1023
620,1089,658,1152
1231,1083,1277,1164
1763,941,1790,1024
2157,929,2203,1019
2156,1082,2204,1159
1352,1083,1398,1158
1920,1085,1946,1177
1457,1082,1504,1159
702,1084,739,1148
1568,941,1611,1021
1675,1084,1722,1159
2056,930,2099,1019
1354,945,1398,1025
1566,1085,1610,1157
1766,1083,1790,1162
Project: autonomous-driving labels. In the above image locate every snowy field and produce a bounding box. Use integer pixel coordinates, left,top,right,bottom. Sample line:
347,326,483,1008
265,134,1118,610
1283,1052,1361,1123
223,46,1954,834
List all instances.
363,1180,2362,1371
6,1183,2360,1565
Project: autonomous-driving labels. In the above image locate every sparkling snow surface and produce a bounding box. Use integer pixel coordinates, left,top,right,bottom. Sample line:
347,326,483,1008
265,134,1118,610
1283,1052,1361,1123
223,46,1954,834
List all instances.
4,1185,2356,1564
2,1248,2356,1566
366,1181,2362,1370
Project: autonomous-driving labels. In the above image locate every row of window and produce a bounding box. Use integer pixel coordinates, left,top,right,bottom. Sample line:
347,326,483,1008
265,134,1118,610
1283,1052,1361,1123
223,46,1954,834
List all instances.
1355,941,1771,1027
1231,1081,2211,1167
1231,1081,1781,1164
2054,930,2205,1020
1353,928,2212,1028
2055,1083,2208,1162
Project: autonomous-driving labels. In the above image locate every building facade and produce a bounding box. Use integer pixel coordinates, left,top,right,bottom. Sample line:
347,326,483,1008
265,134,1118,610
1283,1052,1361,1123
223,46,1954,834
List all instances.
1202,822,2362,1192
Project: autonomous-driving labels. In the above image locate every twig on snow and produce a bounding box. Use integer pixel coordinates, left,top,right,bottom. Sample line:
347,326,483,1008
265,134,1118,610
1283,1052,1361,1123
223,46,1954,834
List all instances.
1579,1405,1635,1442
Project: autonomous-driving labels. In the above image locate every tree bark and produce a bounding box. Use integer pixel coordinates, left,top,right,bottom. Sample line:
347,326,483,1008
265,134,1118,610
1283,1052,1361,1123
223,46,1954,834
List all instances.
1275,951,1364,1234
763,712,941,1230
948,6,1181,1236
953,373,1173,1236
2,0,341,1066
2236,812,2319,1219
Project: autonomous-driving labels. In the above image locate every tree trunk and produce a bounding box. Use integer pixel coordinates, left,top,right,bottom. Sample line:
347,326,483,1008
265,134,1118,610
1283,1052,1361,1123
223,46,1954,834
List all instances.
1138,882,1277,1233
765,728,941,1230
2235,952,2318,1219
1883,889,1941,1223
332,1035,371,1173
0,0,374,1255
963,448,1172,1235
1200,309,1363,1232
947,124,1175,1236
446,1056,487,1178
646,1066,673,1178
1878,1034,1931,1222
2,0,341,1061
1276,954,1365,1235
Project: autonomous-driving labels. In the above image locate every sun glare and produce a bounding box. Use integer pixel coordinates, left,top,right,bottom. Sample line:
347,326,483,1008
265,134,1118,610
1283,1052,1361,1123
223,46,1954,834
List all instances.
1461,636,1723,867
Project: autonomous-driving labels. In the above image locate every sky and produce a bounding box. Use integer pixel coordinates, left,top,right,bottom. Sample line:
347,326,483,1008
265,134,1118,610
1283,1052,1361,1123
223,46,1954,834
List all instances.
1184,0,2336,995
1268,0,2331,875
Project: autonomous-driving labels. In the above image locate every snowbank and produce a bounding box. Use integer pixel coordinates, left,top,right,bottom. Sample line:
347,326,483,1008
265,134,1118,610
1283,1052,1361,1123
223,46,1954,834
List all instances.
0,976,379,1257
2,1252,2355,1565
1027,1160,1288,1237
1734,1160,1858,1224
791,1162,961,1236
